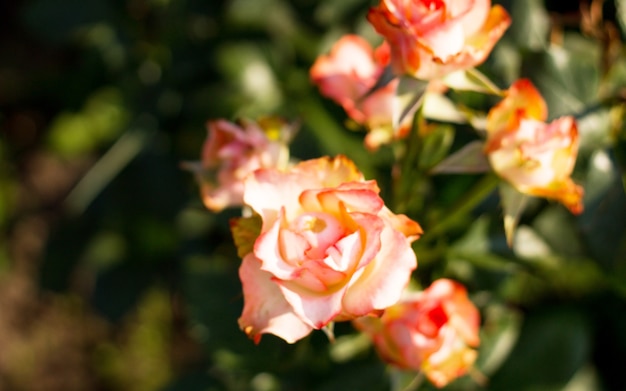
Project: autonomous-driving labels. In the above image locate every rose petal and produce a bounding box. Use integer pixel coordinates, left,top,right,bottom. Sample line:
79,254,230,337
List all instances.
343,225,417,316
245,169,316,228
305,181,384,216
278,280,347,329
238,254,313,344
486,78,548,136
419,20,466,61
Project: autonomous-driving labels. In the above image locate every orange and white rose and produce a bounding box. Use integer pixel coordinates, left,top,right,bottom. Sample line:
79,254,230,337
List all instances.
354,279,480,388
485,79,584,214
310,35,411,150
237,155,422,343
367,0,511,80
196,118,291,212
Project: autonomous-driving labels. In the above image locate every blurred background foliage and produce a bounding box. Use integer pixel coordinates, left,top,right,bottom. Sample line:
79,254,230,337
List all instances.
1,0,626,390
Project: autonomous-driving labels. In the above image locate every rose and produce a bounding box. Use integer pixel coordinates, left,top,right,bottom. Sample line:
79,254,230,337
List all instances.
236,155,422,343
310,35,412,150
354,279,480,388
485,79,584,214
195,117,291,212
367,0,511,80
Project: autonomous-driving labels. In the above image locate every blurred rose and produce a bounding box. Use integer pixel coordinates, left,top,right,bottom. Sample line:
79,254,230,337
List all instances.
485,79,584,214
237,155,422,343
310,35,411,150
367,0,510,80
354,279,480,388
195,117,291,212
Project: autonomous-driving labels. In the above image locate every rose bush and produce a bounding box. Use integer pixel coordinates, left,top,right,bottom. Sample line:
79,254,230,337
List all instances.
310,35,411,150
485,79,584,214
354,278,480,388
367,0,511,80
235,155,422,343
195,118,291,212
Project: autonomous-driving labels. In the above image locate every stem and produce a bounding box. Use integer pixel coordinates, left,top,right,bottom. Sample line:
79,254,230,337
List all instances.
402,372,425,391
420,173,500,243
393,105,425,213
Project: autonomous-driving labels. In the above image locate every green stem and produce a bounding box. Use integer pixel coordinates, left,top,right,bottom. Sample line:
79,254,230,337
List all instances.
402,372,425,391
393,105,425,213
420,173,500,243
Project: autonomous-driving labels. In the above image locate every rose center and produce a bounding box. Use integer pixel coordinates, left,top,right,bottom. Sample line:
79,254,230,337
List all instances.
292,212,346,259
421,0,444,11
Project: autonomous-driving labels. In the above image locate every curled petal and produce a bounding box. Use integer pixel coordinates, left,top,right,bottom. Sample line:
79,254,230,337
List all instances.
522,178,584,215
379,206,424,241
244,169,317,228
300,180,384,216
238,254,313,344
343,226,417,316
237,155,423,342
486,78,548,136
427,279,480,347
310,35,406,149
353,278,480,387
197,118,291,212
278,279,347,329
254,209,300,280
367,0,511,79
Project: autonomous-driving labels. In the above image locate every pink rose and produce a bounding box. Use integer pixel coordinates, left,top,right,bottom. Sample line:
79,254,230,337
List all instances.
310,35,412,150
367,0,511,80
485,79,584,214
354,279,480,388
237,155,422,343
197,118,290,212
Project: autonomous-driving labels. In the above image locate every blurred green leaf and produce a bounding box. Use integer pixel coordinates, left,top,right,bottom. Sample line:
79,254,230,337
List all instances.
48,87,129,156
230,213,262,259
508,0,550,51
524,39,600,118
393,76,428,130
443,68,505,95
95,288,173,391
418,124,455,170
488,306,591,391
423,92,468,124
430,140,490,174
446,215,520,276
476,303,523,377
532,206,583,257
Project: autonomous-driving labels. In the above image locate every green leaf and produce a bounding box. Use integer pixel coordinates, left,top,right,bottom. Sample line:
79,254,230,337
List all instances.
476,304,523,376
446,215,519,275
488,306,591,391
328,333,371,363
511,225,553,262
230,213,262,258
422,92,468,124
430,140,490,174
532,206,583,257
499,182,530,247
418,124,455,170
442,68,504,95
579,150,626,271
523,40,600,118
508,0,550,51
393,75,429,130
